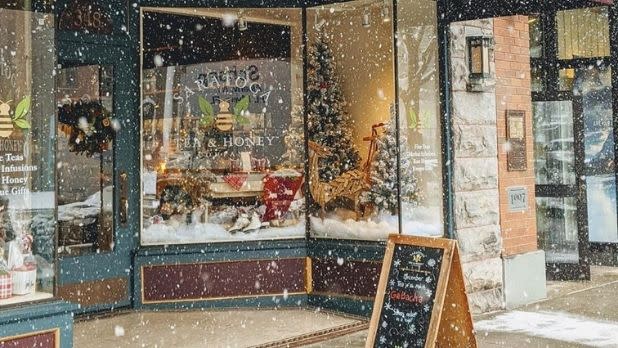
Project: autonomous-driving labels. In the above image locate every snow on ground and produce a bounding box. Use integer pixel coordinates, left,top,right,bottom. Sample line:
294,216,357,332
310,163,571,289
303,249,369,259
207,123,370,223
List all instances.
475,311,618,347
141,220,305,245
310,208,442,240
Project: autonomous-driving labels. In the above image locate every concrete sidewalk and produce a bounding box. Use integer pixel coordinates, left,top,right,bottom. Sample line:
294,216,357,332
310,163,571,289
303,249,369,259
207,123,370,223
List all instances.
307,266,618,347
74,267,618,347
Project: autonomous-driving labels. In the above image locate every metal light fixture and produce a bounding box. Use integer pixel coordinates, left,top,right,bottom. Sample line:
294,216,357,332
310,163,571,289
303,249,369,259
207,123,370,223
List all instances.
467,36,493,79
362,7,371,28
238,16,248,31
381,1,391,22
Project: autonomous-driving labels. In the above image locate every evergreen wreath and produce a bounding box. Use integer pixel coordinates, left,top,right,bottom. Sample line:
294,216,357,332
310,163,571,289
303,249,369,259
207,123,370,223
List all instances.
58,100,115,157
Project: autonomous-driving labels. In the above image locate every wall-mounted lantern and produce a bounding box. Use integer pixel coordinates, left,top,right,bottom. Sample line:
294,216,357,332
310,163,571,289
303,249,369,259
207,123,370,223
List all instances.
467,36,494,92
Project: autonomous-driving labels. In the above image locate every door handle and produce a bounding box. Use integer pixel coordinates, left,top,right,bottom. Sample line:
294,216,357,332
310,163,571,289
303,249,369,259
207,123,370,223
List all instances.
119,171,128,226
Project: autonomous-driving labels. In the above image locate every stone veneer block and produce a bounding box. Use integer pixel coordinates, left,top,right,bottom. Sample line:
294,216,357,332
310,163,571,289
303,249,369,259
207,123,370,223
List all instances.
453,124,498,158
454,190,500,229
461,257,503,293
453,157,499,192
503,250,547,309
467,287,504,314
452,91,497,125
455,225,502,263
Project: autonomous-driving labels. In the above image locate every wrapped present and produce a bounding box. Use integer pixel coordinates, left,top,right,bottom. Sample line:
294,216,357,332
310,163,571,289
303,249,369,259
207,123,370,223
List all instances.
0,270,11,299
262,170,304,222
11,263,36,295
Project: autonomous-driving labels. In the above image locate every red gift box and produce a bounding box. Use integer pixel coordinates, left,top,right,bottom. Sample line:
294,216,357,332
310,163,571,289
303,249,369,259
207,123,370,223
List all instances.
262,172,303,221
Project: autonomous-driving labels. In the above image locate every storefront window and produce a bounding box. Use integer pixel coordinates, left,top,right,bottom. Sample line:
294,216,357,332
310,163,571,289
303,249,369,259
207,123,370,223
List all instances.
0,8,56,306
396,0,443,236
140,9,304,245
306,1,397,240
556,7,610,60
529,15,543,59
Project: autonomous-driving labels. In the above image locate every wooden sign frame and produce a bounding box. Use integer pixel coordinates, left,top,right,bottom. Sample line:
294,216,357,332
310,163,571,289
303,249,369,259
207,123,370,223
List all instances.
366,234,476,348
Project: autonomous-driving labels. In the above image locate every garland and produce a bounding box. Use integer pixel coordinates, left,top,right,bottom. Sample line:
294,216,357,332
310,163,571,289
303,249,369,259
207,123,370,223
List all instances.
58,101,115,156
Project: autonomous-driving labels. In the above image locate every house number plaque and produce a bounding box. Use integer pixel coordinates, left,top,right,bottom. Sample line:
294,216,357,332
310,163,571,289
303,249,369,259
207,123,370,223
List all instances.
506,110,527,171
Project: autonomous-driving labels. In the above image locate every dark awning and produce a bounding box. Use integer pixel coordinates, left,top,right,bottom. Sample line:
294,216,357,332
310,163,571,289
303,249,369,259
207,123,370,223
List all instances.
446,0,613,23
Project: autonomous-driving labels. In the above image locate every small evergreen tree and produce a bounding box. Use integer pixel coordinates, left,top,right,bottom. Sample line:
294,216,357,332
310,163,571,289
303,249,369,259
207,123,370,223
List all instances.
306,34,360,182
361,114,418,215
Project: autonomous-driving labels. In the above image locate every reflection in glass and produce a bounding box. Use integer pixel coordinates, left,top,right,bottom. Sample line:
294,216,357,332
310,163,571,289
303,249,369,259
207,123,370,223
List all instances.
531,66,544,93
529,15,543,58
574,66,614,171
56,65,114,255
141,9,305,245
587,175,618,243
558,68,575,92
537,197,579,263
533,101,575,185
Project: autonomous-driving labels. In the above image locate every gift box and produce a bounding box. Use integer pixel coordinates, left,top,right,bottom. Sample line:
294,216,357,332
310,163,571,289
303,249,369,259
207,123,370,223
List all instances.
0,272,12,299
11,266,36,295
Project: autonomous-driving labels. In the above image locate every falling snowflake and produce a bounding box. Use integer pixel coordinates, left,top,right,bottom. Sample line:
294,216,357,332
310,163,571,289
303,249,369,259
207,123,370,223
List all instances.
382,321,388,328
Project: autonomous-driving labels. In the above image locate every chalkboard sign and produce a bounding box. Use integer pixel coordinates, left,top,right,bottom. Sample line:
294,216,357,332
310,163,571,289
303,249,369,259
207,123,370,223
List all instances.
366,235,476,348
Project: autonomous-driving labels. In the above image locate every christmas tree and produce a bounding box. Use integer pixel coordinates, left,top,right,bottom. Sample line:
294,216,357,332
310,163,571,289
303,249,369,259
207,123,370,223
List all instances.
282,104,305,167
361,113,418,215
306,34,360,182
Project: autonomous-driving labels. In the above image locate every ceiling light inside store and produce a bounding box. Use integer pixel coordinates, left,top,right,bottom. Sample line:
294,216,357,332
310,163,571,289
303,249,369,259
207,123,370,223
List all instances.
362,7,371,28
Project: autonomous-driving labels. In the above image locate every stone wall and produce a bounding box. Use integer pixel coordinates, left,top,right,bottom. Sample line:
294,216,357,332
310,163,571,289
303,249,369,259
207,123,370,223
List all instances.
450,19,504,313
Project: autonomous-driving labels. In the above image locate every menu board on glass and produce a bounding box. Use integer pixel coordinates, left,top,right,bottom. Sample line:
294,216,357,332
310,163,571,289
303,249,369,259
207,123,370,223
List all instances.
366,235,476,348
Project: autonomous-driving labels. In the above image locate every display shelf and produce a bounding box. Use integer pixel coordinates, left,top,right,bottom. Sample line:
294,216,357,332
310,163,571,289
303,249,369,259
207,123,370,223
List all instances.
0,292,53,307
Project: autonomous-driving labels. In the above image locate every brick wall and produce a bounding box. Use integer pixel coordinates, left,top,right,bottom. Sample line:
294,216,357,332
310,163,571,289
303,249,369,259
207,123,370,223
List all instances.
494,16,537,256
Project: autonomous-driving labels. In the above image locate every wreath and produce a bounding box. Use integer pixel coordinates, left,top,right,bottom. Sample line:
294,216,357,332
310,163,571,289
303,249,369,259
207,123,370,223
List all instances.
58,100,115,156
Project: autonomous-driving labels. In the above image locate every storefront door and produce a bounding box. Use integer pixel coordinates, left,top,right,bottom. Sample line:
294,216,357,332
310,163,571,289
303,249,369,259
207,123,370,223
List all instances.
55,42,136,311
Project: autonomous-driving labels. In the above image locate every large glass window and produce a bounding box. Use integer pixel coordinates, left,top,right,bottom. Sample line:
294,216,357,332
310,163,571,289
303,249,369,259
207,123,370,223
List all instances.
0,8,56,306
140,9,304,245
140,3,443,245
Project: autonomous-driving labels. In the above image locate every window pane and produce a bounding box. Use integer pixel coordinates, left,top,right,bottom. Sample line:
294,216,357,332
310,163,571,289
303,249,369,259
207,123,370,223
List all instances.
56,65,114,255
531,65,545,93
307,1,396,241
140,9,304,245
529,15,543,59
397,0,443,236
587,175,618,243
556,7,610,60
533,101,575,185
537,197,579,263
574,66,614,172
0,9,56,306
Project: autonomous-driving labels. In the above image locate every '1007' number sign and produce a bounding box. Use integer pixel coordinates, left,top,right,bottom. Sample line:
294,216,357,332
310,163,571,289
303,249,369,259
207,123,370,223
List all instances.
366,235,477,348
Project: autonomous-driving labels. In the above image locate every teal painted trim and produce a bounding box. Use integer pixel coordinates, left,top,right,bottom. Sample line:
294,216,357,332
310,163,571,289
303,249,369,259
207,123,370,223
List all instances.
308,295,373,318
136,294,308,311
307,238,386,261
138,0,343,8
136,239,307,257
71,299,132,316
0,301,77,348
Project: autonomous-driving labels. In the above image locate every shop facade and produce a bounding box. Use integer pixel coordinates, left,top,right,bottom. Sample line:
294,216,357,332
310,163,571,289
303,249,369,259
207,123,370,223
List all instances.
0,0,616,346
